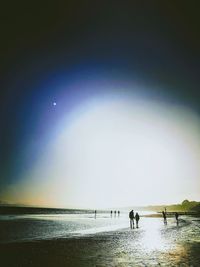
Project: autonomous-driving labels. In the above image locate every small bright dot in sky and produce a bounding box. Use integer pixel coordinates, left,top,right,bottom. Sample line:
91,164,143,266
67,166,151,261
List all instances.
53,102,57,106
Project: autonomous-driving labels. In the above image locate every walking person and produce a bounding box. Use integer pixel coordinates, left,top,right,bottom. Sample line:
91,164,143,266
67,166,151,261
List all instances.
175,212,179,225
129,210,135,229
162,210,167,225
135,212,140,228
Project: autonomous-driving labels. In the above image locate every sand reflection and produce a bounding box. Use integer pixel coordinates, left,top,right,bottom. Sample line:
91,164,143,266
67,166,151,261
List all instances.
123,218,177,255
140,219,171,252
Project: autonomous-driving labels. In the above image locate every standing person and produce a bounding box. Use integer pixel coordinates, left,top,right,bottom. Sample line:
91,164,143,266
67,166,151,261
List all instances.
118,210,120,217
129,210,135,229
94,210,97,219
162,210,167,225
175,212,179,225
110,210,113,217
135,212,140,228
114,210,117,217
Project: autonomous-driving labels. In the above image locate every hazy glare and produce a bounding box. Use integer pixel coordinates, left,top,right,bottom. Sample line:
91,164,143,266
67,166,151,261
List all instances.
3,96,200,208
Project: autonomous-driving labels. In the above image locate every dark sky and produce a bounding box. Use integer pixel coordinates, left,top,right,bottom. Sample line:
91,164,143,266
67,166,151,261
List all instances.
0,1,200,192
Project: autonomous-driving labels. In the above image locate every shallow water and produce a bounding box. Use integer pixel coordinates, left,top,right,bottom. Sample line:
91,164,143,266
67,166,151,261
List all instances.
0,212,130,243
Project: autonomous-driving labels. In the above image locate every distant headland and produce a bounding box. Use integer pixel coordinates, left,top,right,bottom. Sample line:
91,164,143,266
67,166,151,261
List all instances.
140,199,200,213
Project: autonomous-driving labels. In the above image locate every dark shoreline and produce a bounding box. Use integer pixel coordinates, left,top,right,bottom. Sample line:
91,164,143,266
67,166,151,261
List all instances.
1,205,200,217
0,206,94,215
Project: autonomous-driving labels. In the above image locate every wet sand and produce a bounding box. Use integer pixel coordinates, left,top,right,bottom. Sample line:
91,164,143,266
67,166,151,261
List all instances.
1,220,200,267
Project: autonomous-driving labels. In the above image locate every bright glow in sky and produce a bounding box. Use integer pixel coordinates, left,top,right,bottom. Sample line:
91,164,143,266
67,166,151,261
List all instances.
3,96,200,208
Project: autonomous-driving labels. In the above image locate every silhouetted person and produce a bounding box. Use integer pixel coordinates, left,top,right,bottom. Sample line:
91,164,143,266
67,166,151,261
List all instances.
118,210,120,217
94,210,97,219
114,210,117,217
129,210,135,229
110,210,113,217
135,212,140,228
175,212,179,225
162,210,167,225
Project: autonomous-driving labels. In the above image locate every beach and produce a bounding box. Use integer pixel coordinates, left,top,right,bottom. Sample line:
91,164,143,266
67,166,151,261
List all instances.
1,211,200,266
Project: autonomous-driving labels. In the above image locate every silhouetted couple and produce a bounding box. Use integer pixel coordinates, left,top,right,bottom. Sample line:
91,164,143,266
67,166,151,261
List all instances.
129,210,140,229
